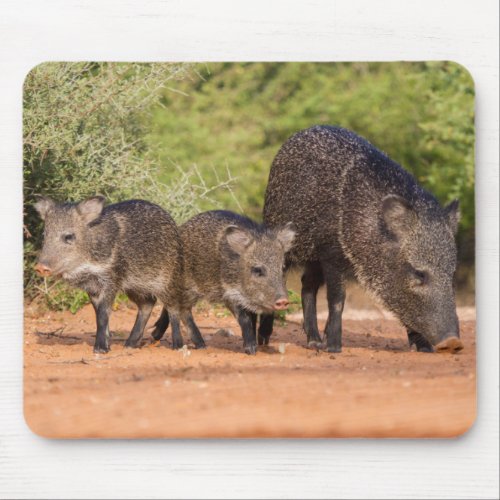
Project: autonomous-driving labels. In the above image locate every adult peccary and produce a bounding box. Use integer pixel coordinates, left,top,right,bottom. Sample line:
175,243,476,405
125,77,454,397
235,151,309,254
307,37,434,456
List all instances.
262,125,463,354
150,210,295,354
34,197,187,353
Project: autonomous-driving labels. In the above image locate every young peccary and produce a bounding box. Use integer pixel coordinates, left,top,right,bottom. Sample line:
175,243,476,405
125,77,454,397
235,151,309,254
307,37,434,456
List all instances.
263,125,463,354
34,197,186,353
150,211,295,354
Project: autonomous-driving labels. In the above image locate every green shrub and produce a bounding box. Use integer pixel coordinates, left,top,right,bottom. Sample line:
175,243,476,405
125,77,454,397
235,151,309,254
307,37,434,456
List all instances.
24,62,235,308
149,62,475,283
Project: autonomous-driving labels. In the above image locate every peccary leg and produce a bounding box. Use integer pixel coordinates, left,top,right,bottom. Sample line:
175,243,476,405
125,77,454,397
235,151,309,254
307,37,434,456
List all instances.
258,260,291,346
151,307,170,341
301,261,325,348
183,311,206,349
169,312,184,350
321,261,345,353
240,309,257,355
90,293,114,354
250,313,257,338
407,330,434,353
228,303,257,355
258,313,274,345
125,299,155,348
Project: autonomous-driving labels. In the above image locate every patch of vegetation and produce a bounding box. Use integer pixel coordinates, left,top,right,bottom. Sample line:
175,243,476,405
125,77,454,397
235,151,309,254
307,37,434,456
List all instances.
23,62,235,308
149,62,475,284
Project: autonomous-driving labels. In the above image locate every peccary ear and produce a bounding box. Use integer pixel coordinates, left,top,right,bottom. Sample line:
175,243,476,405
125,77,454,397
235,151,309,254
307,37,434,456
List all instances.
382,195,416,240
77,196,106,224
445,199,460,234
34,196,55,220
276,222,296,252
225,225,253,255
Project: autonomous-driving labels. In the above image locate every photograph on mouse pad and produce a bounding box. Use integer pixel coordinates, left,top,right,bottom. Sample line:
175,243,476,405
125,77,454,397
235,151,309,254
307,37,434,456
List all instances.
23,62,475,438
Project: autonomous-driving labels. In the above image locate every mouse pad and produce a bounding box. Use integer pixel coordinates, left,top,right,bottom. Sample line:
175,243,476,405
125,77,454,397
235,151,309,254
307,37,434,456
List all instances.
23,62,476,438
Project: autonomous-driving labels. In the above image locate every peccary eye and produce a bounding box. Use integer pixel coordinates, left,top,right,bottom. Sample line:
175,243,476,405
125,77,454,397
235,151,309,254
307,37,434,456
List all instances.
63,233,75,244
412,269,428,285
251,266,266,277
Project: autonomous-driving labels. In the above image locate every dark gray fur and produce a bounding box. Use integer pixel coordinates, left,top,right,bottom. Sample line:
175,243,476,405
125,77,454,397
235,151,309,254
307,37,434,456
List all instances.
263,125,460,352
152,210,295,354
35,197,185,353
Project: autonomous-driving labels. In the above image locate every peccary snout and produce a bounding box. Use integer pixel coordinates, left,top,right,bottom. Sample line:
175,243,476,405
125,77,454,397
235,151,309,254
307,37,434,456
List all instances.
430,311,463,353
435,336,464,353
34,261,52,277
273,296,289,310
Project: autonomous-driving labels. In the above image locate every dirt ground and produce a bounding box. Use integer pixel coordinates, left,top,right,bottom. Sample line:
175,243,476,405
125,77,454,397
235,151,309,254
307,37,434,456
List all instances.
24,287,476,438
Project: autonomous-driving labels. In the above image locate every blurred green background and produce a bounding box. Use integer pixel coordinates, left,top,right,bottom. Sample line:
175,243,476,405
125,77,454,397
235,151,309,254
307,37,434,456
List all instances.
24,62,475,308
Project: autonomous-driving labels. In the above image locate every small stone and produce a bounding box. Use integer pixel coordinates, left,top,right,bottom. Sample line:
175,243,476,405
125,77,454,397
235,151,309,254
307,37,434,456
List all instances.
182,345,191,359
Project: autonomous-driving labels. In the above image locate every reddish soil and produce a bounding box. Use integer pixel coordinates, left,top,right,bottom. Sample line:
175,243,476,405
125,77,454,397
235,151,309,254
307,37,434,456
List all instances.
24,298,476,438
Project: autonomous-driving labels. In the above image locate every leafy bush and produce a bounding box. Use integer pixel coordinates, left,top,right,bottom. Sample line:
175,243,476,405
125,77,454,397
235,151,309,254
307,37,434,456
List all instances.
24,61,475,309
149,62,475,284
24,62,235,308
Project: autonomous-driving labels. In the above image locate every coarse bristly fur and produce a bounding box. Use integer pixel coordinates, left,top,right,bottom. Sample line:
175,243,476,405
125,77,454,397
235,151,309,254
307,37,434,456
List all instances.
35,197,185,353
182,211,294,313
153,210,295,354
263,125,461,351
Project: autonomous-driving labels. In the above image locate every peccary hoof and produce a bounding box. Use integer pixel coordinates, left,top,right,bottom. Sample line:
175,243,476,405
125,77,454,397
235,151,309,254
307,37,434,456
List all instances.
408,331,434,352
151,331,165,341
306,332,323,347
244,344,257,355
124,340,140,349
258,335,270,346
325,345,342,353
415,345,434,353
172,340,184,350
307,340,324,350
93,343,110,354
193,341,207,350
